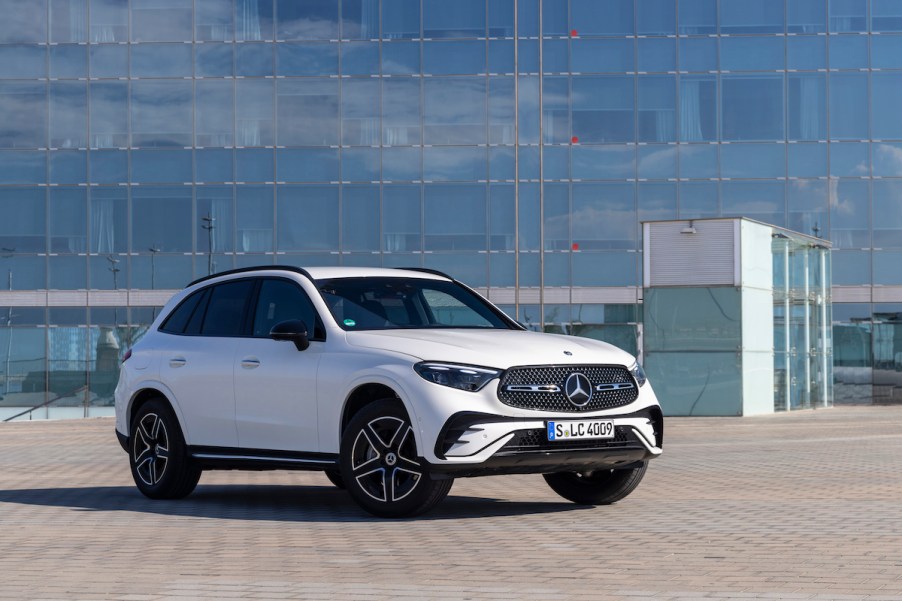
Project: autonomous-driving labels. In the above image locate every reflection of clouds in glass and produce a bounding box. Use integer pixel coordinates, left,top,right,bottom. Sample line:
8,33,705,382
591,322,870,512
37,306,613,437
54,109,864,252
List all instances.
638,146,677,175
827,179,855,215
874,143,902,177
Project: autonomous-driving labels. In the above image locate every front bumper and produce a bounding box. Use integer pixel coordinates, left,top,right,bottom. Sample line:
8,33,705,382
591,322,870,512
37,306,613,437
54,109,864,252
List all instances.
425,406,663,477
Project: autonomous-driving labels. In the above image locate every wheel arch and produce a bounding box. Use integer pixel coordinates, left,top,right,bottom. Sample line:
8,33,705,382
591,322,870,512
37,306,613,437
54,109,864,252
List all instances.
340,382,405,440
125,383,189,442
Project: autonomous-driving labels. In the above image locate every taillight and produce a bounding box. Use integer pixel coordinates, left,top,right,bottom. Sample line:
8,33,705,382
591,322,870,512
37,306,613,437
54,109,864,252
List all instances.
122,349,132,363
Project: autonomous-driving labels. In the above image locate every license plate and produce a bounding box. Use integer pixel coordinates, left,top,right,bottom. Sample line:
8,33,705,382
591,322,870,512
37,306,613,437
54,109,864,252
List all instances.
547,420,615,441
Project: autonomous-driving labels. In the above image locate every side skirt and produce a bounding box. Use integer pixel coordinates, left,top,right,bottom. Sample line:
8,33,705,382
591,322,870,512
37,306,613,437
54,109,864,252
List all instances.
188,445,340,472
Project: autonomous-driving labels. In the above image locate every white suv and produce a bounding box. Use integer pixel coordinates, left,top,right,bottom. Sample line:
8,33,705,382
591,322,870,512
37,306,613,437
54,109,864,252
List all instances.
115,266,663,517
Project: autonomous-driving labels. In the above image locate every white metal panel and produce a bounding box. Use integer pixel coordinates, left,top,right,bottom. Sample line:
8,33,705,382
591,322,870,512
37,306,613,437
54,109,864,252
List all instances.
739,220,774,291
47,291,88,306
128,290,178,306
832,286,872,303
873,286,902,303
570,287,641,304
645,219,737,287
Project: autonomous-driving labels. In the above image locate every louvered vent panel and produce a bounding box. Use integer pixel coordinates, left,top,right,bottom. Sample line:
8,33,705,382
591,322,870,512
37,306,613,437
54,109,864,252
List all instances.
647,220,736,287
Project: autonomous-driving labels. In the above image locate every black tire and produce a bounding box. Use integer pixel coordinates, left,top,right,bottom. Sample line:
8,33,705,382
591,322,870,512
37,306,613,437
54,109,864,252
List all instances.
129,397,201,500
324,468,346,489
340,399,453,518
543,462,648,505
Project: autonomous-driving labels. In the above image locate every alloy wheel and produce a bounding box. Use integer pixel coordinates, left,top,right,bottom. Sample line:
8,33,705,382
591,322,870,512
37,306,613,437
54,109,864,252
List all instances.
350,416,422,503
132,412,170,487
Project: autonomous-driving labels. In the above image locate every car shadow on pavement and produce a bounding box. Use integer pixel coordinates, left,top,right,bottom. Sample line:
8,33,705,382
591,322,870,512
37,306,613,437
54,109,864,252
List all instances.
0,484,590,522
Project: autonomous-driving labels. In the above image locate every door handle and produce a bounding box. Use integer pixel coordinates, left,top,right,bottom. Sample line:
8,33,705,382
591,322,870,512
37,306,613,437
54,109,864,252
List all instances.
169,357,187,368
240,358,261,369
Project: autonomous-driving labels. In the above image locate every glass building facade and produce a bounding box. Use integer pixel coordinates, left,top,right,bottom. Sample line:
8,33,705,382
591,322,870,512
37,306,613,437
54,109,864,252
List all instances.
1,0,901,418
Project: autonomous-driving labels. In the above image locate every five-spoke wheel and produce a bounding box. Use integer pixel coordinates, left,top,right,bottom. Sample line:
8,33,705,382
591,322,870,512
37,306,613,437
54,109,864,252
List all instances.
129,398,201,500
340,400,452,517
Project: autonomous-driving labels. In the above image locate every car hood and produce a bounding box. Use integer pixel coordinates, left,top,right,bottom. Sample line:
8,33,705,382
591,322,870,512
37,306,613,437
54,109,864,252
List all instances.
344,328,636,369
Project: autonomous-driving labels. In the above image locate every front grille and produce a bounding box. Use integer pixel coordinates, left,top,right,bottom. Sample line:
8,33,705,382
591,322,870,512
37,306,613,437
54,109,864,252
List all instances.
497,365,638,412
500,426,635,453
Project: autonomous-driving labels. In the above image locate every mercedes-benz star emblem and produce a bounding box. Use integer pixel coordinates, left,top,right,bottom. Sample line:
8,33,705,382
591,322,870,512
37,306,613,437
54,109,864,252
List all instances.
564,372,593,407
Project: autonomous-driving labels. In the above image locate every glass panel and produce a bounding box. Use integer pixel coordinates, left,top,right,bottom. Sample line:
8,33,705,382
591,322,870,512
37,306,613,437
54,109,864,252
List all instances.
488,0,513,37
872,180,902,248
722,75,784,141
830,73,869,139
721,143,785,178
874,0,902,32
0,0,45,42
196,43,233,77
639,182,677,224
49,188,87,253
341,41,379,75
196,186,234,253
489,184,514,251
488,39,514,73
424,184,486,250
89,254,127,289
572,76,634,144
201,280,255,337
342,79,380,146
90,82,127,148
645,287,741,351
131,81,193,148
0,326,46,410
872,34,902,69
90,0,127,42
342,147,380,181
638,145,677,180
237,80,275,146
0,188,45,253
276,0,338,40
572,251,636,286
637,38,675,73
131,149,192,183
829,0,867,32
132,43,192,77
542,77,569,144
830,142,869,177
518,75,539,143
679,181,719,217
51,45,87,79
787,35,826,70
50,150,87,184
518,183,539,250
131,0,192,42
638,76,675,143
196,80,234,147
423,254,487,288
0,46,47,79
875,253,902,283
277,185,338,251
571,39,632,73
342,185,379,251
383,42,420,76
383,79,421,145
382,0,419,38
544,145,569,180
720,36,784,71
721,181,785,226
342,0,380,39
236,148,273,182
788,179,828,236
544,182,569,251
276,43,338,75
543,39,568,73
131,187,192,252
541,0,567,36
423,147,486,181
572,145,635,180
236,185,274,252
0,83,46,149
789,143,827,178
383,185,421,252
276,148,339,182
788,74,826,141
832,249,870,284
679,75,717,141
829,179,869,248
679,37,717,72
517,39,538,73
873,73,902,140
197,0,233,41
89,188,127,253
489,253,515,287
571,183,635,250
720,0,784,33
679,0,716,34
49,82,86,149
788,0,826,33
874,142,902,176
517,0,539,36
237,0,274,41
237,42,274,76
423,0,485,38
423,41,485,75
383,147,421,181
49,255,87,289
0,151,45,184
424,78,486,145
680,145,719,179
489,77,514,144
570,0,634,36
253,279,319,338
638,0,675,34
830,35,868,69
89,44,128,78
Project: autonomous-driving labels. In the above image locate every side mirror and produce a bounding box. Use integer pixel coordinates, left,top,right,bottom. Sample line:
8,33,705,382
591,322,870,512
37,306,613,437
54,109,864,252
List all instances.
269,319,310,351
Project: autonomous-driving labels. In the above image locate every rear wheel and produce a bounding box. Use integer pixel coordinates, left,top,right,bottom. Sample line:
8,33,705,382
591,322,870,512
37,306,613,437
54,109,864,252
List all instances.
543,462,648,505
129,398,201,500
340,399,452,518
324,469,345,489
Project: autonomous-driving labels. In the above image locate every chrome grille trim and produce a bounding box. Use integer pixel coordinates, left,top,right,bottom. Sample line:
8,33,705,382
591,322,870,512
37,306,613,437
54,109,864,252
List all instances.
497,365,638,413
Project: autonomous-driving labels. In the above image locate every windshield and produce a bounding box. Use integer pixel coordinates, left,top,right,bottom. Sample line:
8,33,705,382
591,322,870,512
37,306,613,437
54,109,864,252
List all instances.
317,277,516,331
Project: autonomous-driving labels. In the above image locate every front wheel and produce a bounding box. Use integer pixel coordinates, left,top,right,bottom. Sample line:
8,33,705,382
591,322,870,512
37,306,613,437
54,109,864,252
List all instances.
543,462,648,505
129,398,201,500
340,399,452,518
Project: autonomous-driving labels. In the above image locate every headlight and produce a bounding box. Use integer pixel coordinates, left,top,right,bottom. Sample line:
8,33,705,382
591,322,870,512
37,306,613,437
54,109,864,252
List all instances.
630,361,647,387
414,362,501,392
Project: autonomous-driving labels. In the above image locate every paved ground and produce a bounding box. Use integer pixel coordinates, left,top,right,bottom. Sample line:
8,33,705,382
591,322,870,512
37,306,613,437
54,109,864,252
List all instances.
1,407,902,601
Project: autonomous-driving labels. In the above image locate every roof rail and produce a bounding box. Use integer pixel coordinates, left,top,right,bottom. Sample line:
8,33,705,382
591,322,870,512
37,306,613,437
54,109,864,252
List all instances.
395,267,453,280
187,265,314,288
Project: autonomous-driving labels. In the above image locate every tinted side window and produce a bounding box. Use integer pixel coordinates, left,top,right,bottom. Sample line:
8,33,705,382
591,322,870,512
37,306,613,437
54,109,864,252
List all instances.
253,279,323,339
200,280,255,337
159,288,206,334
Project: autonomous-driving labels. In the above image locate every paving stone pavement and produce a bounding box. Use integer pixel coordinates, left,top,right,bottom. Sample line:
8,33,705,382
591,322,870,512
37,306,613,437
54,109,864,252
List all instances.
1,406,902,601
